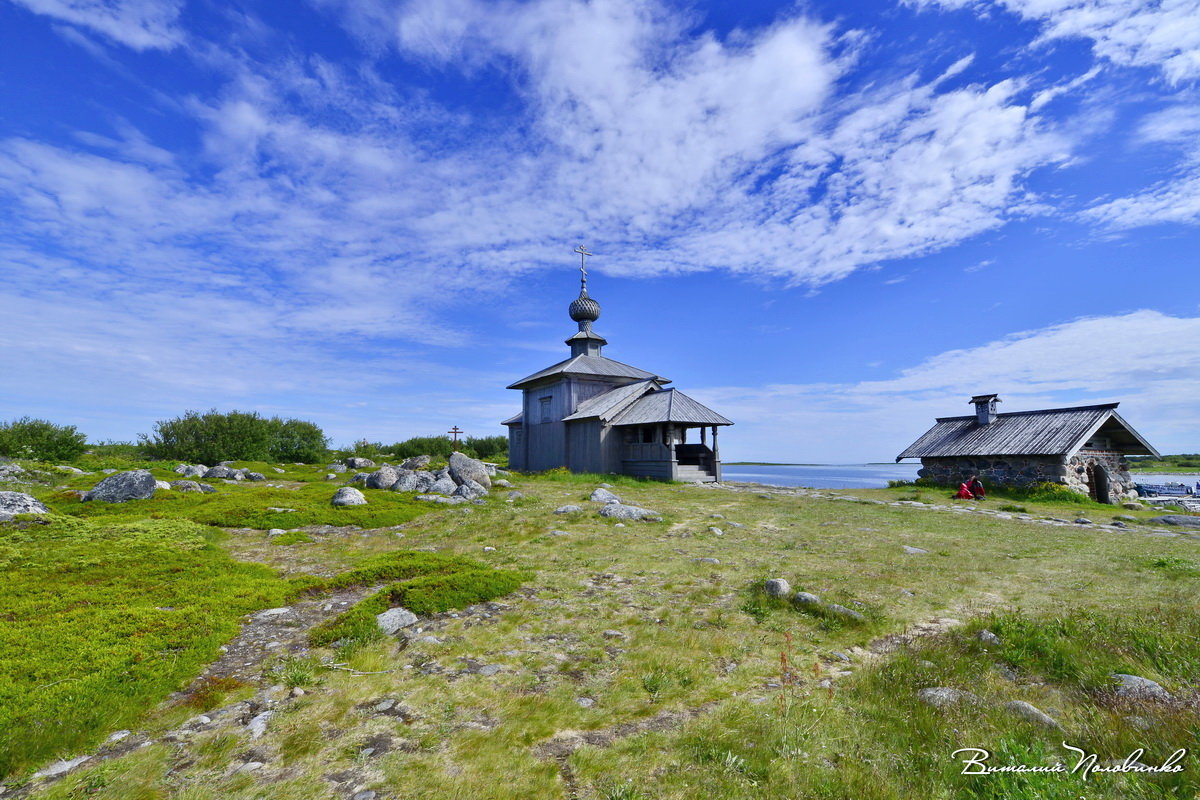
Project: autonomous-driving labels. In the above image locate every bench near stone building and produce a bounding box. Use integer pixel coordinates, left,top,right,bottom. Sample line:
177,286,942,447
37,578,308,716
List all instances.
896,394,1159,504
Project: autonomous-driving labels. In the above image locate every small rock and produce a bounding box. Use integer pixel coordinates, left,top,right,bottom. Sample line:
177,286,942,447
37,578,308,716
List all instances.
708,527,724,536
976,629,1001,646
598,503,661,521
902,545,929,555
694,557,720,565
478,664,501,676
794,591,822,606
551,530,571,536
494,479,513,488
590,487,621,504
352,791,377,800
482,546,496,552
107,730,132,744
345,457,375,469
576,697,595,708
170,480,202,492
376,607,418,635
1150,515,1200,528
247,711,273,739
32,755,92,779
155,480,172,490
917,687,979,708
506,490,524,501
240,761,265,772
174,464,207,477
273,467,286,473
325,473,338,480
1112,673,1171,701
332,487,368,506
1122,502,1142,510
602,630,626,639
764,578,791,598
202,466,236,479
827,603,865,622
1004,700,1060,728
245,472,266,481
555,504,583,514
1074,518,1093,525
327,463,348,473
400,455,431,470
267,528,287,537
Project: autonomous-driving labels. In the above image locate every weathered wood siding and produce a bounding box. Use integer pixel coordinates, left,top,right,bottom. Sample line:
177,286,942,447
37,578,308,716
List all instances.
523,381,571,471
621,460,675,480
507,424,524,470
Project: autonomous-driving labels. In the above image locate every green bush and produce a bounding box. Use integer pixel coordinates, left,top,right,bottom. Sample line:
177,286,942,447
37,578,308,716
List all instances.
389,435,457,460
465,435,507,460
0,417,87,461
140,410,328,464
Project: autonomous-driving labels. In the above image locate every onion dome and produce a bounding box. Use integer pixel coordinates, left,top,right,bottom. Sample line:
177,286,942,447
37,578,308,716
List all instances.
569,290,601,323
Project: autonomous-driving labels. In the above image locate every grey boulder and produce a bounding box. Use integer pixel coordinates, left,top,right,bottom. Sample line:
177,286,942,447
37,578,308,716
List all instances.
555,505,583,514
453,479,488,500
429,476,458,496
244,472,266,481
794,591,821,607
764,578,791,598
1150,515,1200,528
0,463,29,483
1112,673,1171,701
345,457,375,469
0,491,50,520
174,464,207,477
598,503,661,522
327,463,348,474
332,487,368,507
170,480,203,492
203,466,236,479
590,488,621,504
84,470,157,503
390,471,421,492
366,466,399,490
376,607,418,635
400,455,431,470
449,452,492,490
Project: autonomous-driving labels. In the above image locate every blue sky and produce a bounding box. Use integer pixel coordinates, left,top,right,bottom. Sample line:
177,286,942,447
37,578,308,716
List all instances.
1,0,1198,462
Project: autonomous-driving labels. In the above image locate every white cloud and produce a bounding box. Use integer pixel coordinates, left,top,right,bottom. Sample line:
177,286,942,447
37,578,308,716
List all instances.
913,0,1200,83
10,0,184,50
696,310,1200,462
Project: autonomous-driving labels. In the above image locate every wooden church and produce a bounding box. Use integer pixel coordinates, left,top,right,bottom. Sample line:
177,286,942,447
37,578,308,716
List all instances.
503,251,732,482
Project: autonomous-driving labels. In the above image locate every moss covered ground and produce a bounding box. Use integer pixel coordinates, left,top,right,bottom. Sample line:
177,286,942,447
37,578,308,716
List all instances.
2,463,1199,799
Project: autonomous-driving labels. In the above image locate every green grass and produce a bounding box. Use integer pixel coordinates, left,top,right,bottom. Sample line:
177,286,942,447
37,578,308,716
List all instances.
0,515,292,777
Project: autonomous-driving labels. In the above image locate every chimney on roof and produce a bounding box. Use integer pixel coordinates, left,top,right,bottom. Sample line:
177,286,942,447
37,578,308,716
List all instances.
970,394,1001,425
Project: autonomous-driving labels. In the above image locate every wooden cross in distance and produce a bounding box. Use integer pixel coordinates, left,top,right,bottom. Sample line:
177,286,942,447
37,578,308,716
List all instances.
448,426,463,451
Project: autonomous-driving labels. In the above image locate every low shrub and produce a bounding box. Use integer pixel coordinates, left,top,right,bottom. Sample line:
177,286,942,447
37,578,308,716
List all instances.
140,409,328,464
0,417,87,461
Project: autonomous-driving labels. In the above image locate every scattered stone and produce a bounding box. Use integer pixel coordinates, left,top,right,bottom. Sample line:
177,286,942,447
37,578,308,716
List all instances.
708,527,724,536
415,494,467,505
506,490,524,501
1112,673,1171,701
1150,515,1200,528
349,473,370,484
203,466,237,479
1114,515,1137,522
449,452,492,490
247,711,273,739
1074,518,1093,525
576,697,595,708
478,664,501,677
32,755,92,779
267,528,287,537
345,457,375,469
482,546,496,552
694,557,720,565
976,629,1002,646
551,530,571,536
917,687,980,708
0,463,29,482
327,463,348,474
416,635,442,645
555,504,583,514
390,471,419,492
155,480,171,490
273,467,286,473
400,455,431,470
827,603,866,622
1004,700,1060,728
240,761,265,772
55,465,85,474
198,483,217,494
710,513,725,519
107,730,132,744
1122,502,1142,510
598,503,662,521
794,591,822,606
494,479,513,488
245,472,266,481
326,473,338,481
332,487,368,507
602,630,626,640
376,607,418,635
831,651,851,663
764,578,791,598
83,470,157,503
902,545,929,555
0,491,50,520
174,464,206,477
590,487,621,504
266,506,296,512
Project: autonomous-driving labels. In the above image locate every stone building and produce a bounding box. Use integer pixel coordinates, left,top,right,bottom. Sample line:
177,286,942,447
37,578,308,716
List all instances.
896,394,1159,503
502,255,732,482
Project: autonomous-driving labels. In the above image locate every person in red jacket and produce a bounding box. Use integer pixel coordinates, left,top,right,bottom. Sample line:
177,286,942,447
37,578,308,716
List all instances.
955,480,974,499
968,475,986,499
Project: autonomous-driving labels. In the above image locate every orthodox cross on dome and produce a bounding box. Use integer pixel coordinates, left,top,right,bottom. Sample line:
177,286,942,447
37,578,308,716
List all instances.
573,244,592,292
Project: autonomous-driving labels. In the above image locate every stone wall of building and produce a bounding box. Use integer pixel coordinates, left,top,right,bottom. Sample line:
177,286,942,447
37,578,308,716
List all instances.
1066,448,1137,501
918,455,1068,488
918,449,1136,502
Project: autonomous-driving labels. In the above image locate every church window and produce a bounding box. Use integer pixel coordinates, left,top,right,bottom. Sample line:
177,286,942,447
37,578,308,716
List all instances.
540,397,552,423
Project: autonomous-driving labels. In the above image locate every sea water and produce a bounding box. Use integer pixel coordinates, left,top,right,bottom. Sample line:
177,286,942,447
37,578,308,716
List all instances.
721,463,921,489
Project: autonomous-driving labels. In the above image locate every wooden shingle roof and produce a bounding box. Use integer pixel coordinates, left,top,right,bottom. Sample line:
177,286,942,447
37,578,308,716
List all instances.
611,388,733,427
896,403,1159,460
561,380,659,422
507,355,668,389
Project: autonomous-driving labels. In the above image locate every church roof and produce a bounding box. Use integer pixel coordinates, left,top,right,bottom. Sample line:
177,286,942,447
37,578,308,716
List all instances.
562,380,659,422
611,388,733,426
896,403,1159,460
507,354,668,389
